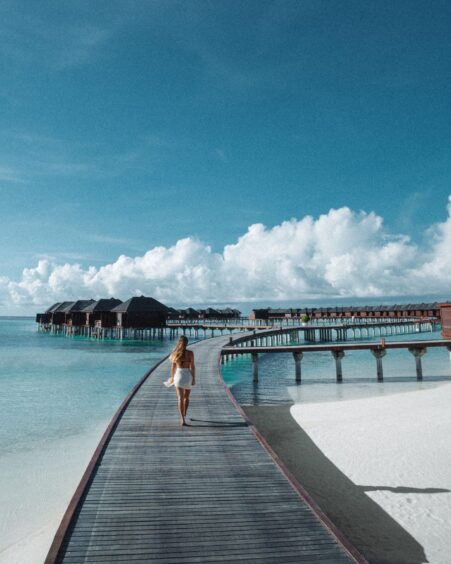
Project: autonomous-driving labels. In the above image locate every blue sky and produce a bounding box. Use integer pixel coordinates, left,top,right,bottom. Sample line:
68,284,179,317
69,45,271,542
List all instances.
1,1,451,310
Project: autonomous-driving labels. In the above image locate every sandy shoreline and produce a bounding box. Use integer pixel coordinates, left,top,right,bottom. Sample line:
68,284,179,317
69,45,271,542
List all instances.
0,423,108,564
244,384,451,564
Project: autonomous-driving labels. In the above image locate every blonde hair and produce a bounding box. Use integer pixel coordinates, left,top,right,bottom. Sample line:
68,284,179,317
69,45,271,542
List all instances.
171,335,188,364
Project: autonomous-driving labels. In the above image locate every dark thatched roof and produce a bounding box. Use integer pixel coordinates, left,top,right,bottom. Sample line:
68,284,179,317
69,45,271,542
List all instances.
185,307,199,315
205,307,220,315
165,307,179,314
111,296,170,313
45,302,62,313
60,300,96,313
221,307,239,315
82,298,123,313
53,301,76,312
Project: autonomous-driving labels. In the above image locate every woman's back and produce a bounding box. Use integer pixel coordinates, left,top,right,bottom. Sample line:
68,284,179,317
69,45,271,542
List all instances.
175,349,192,369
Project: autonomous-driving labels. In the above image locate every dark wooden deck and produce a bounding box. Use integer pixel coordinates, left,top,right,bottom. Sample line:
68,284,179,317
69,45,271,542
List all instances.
46,335,364,563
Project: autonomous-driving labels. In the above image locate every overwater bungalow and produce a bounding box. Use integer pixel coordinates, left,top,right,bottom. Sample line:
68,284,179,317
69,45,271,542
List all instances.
36,302,62,324
112,296,170,328
203,307,221,319
64,300,96,326
171,307,200,320
184,307,200,318
165,307,182,321
82,298,123,328
49,301,76,325
221,307,241,319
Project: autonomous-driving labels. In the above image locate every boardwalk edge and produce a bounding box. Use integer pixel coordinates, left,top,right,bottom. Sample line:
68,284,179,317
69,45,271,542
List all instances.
217,350,369,564
44,353,170,564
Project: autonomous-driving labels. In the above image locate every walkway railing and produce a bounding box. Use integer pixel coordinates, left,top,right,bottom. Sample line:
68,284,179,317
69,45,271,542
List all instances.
167,316,439,327
222,339,451,383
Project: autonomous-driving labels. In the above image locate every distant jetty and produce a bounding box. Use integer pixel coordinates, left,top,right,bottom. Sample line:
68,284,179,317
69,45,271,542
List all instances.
35,297,450,340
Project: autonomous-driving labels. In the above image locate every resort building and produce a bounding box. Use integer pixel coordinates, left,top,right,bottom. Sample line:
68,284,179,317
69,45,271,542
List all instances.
111,296,170,328
439,303,451,337
63,300,97,326
82,298,123,328
249,303,442,321
167,307,242,320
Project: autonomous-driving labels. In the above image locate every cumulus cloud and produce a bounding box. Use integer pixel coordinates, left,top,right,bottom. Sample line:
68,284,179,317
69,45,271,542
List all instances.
3,199,451,310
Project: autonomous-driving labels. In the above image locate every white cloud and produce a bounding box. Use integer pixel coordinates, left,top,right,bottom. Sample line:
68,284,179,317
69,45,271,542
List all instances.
2,199,451,311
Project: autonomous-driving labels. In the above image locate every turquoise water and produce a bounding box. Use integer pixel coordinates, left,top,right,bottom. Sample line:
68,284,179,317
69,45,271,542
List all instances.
0,317,176,560
0,318,175,455
221,329,451,405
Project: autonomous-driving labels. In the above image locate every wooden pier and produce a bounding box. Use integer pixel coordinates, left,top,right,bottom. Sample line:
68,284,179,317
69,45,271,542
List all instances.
37,297,440,344
46,335,365,563
222,339,451,383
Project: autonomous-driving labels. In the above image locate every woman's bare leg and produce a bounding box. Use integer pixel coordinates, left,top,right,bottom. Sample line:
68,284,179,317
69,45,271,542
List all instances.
183,389,191,418
176,387,185,425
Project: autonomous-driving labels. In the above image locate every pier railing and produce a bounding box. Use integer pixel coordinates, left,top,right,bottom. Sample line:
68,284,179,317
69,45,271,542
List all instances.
167,316,439,327
221,339,451,383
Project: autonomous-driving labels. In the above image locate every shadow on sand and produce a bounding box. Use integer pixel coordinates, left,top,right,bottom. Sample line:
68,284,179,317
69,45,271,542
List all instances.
244,404,433,564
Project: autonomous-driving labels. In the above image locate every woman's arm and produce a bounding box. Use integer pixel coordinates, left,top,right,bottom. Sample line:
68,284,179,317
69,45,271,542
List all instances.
170,361,176,384
190,352,196,385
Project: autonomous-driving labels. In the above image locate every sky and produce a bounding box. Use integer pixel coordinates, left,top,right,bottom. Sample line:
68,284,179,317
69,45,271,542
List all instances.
1,0,451,313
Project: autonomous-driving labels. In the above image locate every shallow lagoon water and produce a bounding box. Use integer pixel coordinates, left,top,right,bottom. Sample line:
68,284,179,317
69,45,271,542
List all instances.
0,317,176,561
221,328,451,405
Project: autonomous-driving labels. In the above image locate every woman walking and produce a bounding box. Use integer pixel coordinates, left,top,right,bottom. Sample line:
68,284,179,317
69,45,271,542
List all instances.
168,336,196,426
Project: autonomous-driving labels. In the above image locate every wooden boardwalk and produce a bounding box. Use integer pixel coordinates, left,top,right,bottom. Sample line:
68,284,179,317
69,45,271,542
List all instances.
46,336,364,563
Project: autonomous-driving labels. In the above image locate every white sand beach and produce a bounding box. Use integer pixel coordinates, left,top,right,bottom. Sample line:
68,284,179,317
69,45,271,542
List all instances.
0,423,107,564
245,382,451,563
290,382,451,563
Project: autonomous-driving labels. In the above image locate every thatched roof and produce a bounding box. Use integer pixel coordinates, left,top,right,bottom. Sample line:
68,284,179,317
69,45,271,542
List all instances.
60,300,96,313
111,296,170,313
185,307,199,315
167,307,180,313
45,302,62,313
221,307,239,315
53,301,76,312
82,298,122,313
205,307,220,315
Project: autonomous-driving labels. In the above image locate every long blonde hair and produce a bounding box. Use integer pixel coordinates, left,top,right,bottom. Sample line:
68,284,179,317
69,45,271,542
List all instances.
171,335,188,364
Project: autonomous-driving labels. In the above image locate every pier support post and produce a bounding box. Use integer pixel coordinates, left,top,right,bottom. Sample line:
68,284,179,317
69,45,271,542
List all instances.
331,350,345,382
293,352,303,383
252,353,259,383
409,347,427,380
371,348,386,382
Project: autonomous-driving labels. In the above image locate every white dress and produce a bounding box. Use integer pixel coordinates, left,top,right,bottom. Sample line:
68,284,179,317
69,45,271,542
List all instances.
173,367,192,389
